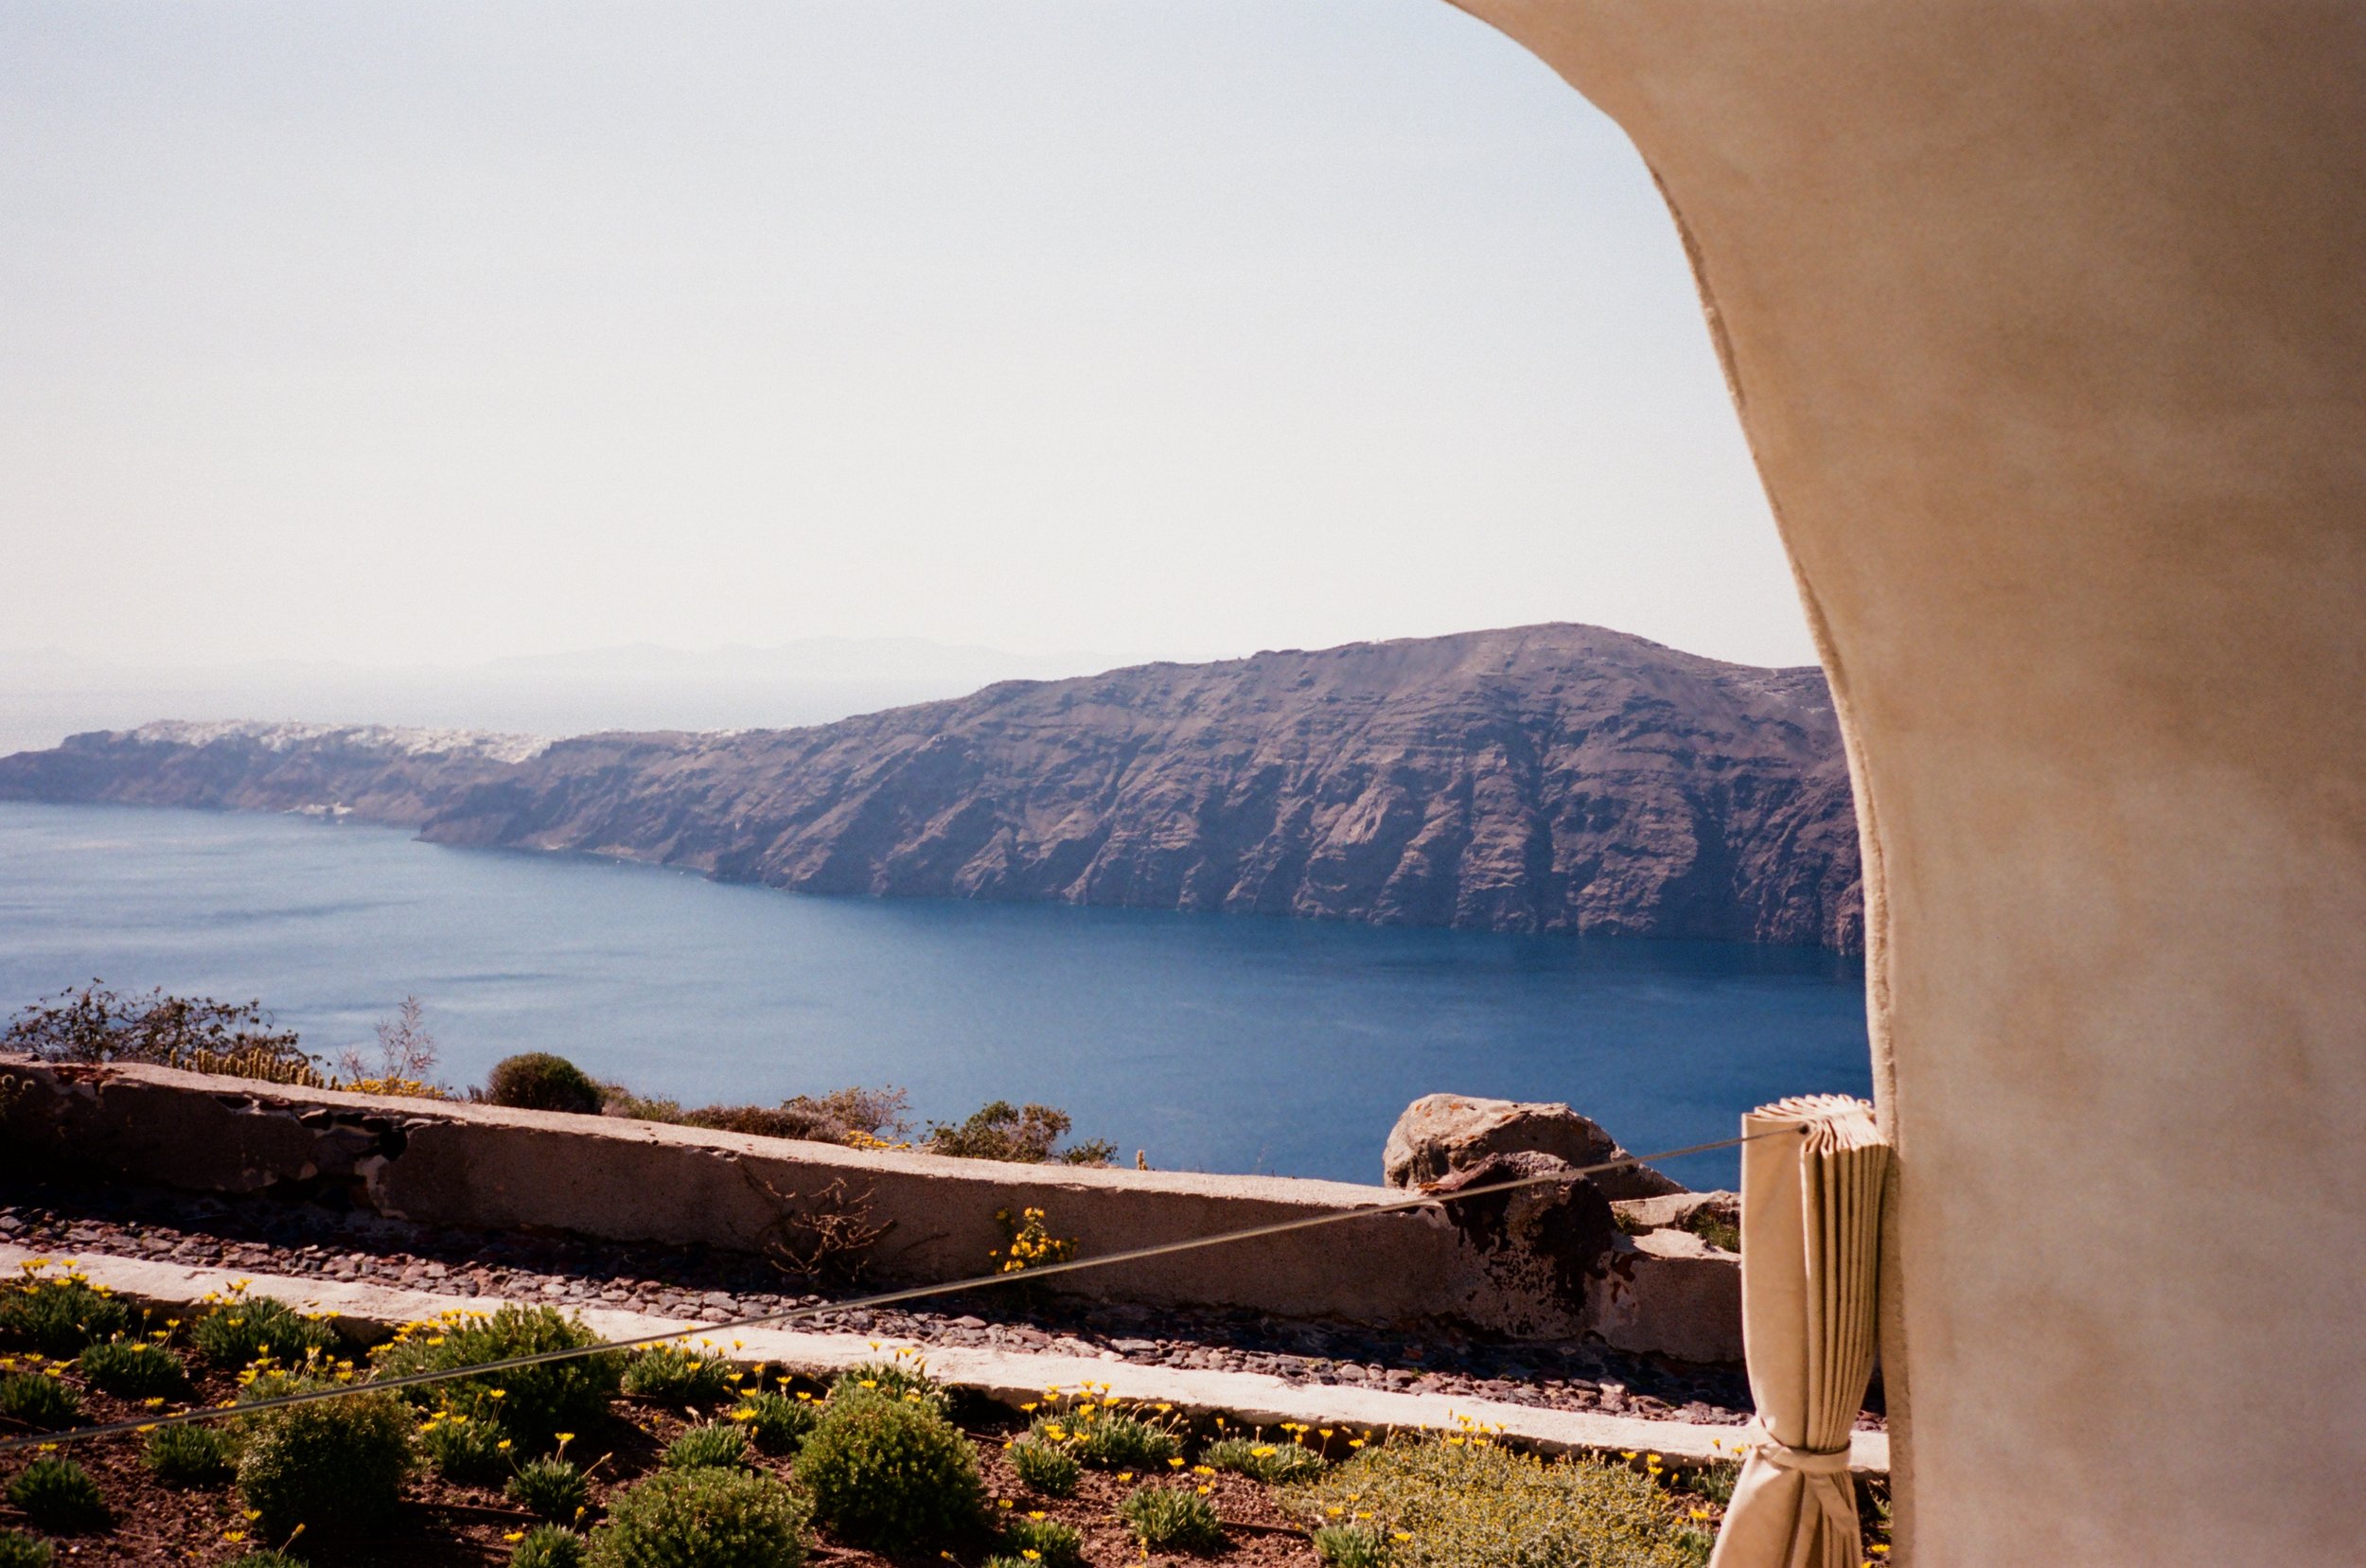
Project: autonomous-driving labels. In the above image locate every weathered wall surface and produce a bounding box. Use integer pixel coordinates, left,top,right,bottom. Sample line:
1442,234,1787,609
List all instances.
1446,4,2366,1563
0,1057,1739,1360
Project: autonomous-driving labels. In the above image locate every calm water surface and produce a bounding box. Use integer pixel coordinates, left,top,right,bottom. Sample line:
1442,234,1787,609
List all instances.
0,802,1870,1188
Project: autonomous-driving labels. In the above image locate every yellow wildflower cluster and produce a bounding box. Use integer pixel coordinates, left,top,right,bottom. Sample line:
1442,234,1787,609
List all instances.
989,1207,1078,1275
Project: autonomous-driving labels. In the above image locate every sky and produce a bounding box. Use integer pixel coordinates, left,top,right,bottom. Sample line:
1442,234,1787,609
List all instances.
0,0,1811,676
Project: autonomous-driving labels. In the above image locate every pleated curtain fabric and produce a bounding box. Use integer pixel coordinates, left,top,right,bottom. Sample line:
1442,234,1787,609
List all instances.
1706,1094,1890,1568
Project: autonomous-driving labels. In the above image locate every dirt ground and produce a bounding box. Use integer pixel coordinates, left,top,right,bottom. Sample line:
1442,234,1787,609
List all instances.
0,1360,1327,1567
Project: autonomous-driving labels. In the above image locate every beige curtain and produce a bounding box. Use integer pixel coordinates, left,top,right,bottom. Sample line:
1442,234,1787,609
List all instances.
1707,1094,1890,1568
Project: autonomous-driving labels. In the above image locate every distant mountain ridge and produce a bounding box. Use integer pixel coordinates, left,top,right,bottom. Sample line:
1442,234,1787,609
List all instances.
0,625,1864,950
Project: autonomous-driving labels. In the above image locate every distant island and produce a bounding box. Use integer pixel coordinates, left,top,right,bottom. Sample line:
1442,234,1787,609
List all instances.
0,624,1863,950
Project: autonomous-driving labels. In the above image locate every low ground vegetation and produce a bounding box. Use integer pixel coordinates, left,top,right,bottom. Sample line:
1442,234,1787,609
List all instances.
0,1260,1813,1566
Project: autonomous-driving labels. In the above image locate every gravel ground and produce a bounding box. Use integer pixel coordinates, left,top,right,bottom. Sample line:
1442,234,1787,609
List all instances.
0,1173,1878,1431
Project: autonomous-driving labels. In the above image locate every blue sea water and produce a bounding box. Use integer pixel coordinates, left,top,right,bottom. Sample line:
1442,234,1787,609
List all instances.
0,801,1870,1189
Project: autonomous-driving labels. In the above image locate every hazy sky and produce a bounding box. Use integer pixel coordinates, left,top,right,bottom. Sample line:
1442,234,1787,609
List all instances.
1,0,1812,673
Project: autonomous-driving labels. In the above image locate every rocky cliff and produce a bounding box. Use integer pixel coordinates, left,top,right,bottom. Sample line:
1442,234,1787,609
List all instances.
0,625,1863,949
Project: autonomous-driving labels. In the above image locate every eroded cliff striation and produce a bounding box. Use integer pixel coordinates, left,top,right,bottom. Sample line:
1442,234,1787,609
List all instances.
0,625,1863,948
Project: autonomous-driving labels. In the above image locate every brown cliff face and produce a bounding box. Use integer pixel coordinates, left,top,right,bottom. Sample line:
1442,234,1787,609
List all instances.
0,626,1863,949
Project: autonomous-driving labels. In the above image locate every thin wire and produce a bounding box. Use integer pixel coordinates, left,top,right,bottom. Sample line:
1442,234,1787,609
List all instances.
0,1125,1798,1454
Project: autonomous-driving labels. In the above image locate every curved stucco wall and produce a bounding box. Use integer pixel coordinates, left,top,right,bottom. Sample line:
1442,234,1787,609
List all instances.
1446,4,2366,1563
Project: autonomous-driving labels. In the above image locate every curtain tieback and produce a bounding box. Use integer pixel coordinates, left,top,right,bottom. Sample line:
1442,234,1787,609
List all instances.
1755,1439,1852,1476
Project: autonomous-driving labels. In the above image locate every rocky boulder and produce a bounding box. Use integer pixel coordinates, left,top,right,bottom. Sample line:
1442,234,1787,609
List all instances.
1422,1151,1619,1338
1382,1093,1687,1202
1612,1189,1740,1247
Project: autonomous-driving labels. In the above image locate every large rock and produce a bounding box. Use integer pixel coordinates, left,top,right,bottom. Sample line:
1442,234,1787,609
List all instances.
1382,1094,1686,1202
1421,1151,1618,1340
1612,1189,1740,1242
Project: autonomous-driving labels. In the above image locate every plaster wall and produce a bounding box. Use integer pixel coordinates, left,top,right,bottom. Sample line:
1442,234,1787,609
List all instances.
1445,3,2366,1562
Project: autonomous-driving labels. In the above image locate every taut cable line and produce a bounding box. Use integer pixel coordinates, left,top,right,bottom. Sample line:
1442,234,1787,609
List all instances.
0,1125,1802,1455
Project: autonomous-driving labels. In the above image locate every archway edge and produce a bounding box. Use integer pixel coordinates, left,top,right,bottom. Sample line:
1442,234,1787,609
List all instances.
1442,3,2366,1563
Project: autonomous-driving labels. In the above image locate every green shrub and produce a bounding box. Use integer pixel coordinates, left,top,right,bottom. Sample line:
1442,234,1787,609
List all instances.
1313,1523,1390,1567
1282,1436,1704,1568
663,1421,752,1471
1007,1436,1080,1496
145,1421,238,1487
0,1371,80,1430
190,1294,337,1368
375,1305,622,1448
828,1359,947,1416
1000,1511,1086,1567
0,1530,53,1568
1031,1403,1179,1470
77,1337,187,1398
733,1391,817,1455
224,1555,306,1568
0,1277,134,1356
514,1524,591,1568
233,1365,343,1404
486,1053,604,1115
5,1457,108,1533
621,1344,735,1406
237,1386,415,1535
508,1456,592,1524
794,1388,985,1553
1118,1484,1226,1553
588,1468,808,1568
680,1085,909,1145
598,1085,687,1124
421,1403,514,1485
926,1100,1113,1165
1204,1435,1326,1485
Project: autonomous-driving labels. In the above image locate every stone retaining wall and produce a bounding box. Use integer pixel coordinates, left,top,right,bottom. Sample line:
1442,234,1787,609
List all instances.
0,1054,1738,1358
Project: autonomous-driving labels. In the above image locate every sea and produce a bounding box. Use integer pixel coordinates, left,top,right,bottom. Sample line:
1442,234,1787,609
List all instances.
0,801,1870,1189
